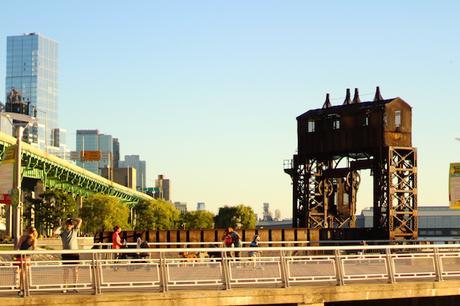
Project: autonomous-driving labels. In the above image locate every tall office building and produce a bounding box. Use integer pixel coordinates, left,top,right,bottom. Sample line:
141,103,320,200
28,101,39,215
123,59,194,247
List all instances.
112,138,120,168
98,134,113,169
5,33,58,149
174,202,187,214
262,202,273,221
119,155,146,191
76,130,113,175
154,174,170,201
196,202,206,211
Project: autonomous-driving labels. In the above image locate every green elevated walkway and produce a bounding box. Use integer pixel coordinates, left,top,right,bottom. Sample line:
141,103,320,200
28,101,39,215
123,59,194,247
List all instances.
0,132,152,203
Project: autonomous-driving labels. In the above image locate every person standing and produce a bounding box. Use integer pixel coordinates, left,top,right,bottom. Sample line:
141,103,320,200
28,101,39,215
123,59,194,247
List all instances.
54,218,82,293
230,227,242,258
15,227,38,296
15,226,38,252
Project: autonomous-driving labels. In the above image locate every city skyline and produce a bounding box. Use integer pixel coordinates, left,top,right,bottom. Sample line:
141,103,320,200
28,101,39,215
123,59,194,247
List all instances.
0,1,459,218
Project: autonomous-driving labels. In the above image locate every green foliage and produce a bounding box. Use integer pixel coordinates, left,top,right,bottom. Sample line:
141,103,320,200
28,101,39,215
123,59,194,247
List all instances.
133,199,180,230
80,194,130,234
179,210,215,229
214,204,256,229
24,190,78,236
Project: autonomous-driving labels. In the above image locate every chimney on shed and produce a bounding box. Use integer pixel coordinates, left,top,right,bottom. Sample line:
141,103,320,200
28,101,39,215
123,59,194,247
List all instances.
322,93,332,109
373,86,383,101
352,88,361,104
343,88,351,105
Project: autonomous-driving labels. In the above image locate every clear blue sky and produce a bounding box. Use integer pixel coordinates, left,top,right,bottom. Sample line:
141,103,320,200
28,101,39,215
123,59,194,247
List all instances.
1,1,459,218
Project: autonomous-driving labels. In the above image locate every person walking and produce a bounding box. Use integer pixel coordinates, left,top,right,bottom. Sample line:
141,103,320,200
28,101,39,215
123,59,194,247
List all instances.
223,227,242,259
112,226,123,249
248,234,261,268
54,218,82,293
111,225,123,261
223,228,234,258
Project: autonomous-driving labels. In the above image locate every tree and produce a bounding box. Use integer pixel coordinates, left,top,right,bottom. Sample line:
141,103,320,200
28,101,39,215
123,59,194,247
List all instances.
133,199,180,230
80,194,130,234
24,190,78,236
214,204,256,229
179,210,215,229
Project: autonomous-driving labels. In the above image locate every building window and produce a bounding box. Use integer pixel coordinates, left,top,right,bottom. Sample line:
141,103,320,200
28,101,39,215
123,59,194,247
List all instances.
333,118,340,130
363,115,369,127
395,110,401,128
307,120,315,133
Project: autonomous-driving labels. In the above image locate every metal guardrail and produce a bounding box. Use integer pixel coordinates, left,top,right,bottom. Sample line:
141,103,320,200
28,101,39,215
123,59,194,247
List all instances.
2,243,460,297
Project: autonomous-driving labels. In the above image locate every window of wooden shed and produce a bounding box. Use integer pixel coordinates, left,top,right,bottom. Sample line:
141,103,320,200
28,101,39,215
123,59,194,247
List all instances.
395,110,401,128
363,115,369,126
332,118,340,130
307,120,315,133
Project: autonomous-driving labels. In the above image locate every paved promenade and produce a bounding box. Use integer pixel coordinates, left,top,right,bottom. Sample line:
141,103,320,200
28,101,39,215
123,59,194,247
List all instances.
2,280,460,306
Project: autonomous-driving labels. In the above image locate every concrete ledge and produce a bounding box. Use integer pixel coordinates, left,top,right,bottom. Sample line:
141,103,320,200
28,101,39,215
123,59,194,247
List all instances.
2,280,460,305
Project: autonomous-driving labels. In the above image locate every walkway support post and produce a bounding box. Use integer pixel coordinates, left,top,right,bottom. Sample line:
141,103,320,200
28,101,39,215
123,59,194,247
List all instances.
433,248,443,282
334,249,344,286
159,252,168,292
280,250,290,288
222,250,231,290
385,248,395,283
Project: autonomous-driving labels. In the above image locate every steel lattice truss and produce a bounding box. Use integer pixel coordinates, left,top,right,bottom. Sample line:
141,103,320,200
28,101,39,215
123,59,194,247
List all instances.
287,146,417,240
0,132,151,203
386,147,417,239
289,156,360,230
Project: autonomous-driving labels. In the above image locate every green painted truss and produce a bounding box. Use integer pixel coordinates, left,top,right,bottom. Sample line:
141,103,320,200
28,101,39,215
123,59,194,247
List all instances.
0,132,152,203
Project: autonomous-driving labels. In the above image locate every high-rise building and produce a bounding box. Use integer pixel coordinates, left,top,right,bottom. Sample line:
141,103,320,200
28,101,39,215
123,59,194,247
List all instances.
101,167,136,190
5,33,58,149
0,113,13,136
119,155,146,191
174,202,187,214
112,138,120,168
49,128,69,159
98,134,113,169
262,202,273,221
76,130,114,175
274,209,281,221
197,202,206,211
154,174,170,201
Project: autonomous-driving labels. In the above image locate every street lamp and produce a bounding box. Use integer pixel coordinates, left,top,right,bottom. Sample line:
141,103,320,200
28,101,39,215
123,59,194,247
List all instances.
3,112,37,244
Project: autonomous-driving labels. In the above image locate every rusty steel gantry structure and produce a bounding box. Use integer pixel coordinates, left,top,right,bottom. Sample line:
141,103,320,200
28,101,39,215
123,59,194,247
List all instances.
284,87,417,240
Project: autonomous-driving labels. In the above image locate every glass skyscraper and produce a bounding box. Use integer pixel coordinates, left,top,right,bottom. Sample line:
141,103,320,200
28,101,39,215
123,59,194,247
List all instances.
5,33,58,149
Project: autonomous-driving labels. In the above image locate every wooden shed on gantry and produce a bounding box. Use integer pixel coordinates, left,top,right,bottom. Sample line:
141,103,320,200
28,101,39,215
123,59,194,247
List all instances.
284,87,417,240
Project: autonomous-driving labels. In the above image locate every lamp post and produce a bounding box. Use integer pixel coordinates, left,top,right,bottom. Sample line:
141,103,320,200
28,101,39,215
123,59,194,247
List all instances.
12,126,24,244
3,112,37,243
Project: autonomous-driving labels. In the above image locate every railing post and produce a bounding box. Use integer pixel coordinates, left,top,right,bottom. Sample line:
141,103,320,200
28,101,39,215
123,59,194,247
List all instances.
279,250,290,288
433,247,443,282
385,248,395,284
159,252,168,292
221,251,231,290
22,254,31,297
92,252,101,295
334,249,344,286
